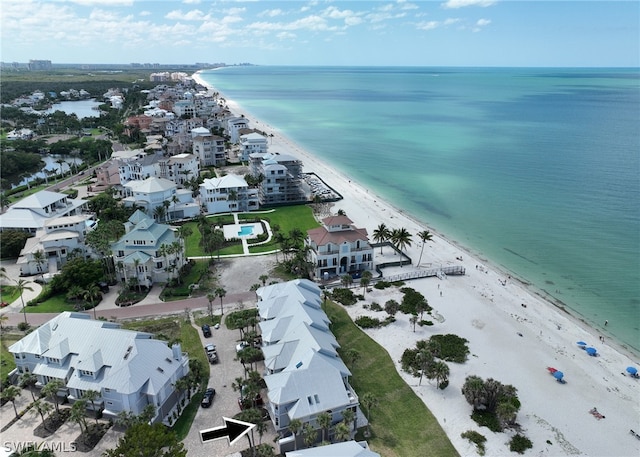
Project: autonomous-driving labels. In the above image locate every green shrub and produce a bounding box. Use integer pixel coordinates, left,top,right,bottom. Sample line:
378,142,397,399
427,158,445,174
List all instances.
461,430,486,456
331,288,357,306
374,280,392,289
370,302,382,311
418,320,434,326
471,409,502,432
355,316,382,328
430,334,470,363
509,434,533,454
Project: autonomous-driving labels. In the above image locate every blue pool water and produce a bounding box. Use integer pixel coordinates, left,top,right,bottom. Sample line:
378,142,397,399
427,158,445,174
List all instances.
238,226,254,237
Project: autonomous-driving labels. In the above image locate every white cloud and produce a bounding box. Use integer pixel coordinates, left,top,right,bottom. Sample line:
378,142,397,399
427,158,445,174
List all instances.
442,0,496,9
183,0,201,4
68,0,133,5
277,31,296,40
165,9,210,21
139,10,152,17
416,17,460,30
476,18,491,26
397,0,419,10
259,9,284,18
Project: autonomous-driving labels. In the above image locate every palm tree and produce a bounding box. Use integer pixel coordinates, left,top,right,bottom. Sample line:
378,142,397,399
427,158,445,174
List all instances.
361,392,378,436
334,420,351,442
410,315,418,332
461,375,486,410
372,223,391,254
83,284,101,319
416,230,433,267
32,249,47,282
288,418,303,450
303,423,316,448
417,348,434,385
82,390,101,424
153,205,166,222
31,399,54,430
15,279,33,325
391,228,412,266
342,408,356,433
259,274,268,286
19,372,38,401
215,287,226,315
317,411,331,443
360,270,372,296
207,293,215,321
70,399,89,434
432,361,450,389
41,379,65,414
171,195,180,220
1,385,21,417
341,274,353,289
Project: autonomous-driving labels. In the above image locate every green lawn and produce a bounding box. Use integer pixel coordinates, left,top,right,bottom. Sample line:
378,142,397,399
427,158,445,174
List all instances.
184,206,319,257
0,285,20,304
25,294,77,313
0,335,19,383
324,300,459,457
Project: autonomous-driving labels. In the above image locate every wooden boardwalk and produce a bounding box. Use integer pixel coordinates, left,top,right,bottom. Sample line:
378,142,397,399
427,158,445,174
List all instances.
383,265,465,283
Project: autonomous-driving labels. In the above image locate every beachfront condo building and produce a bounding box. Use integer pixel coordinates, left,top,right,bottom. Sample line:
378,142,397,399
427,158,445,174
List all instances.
248,152,309,206
8,312,190,424
239,132,269,162
200,174,259,214
191,129,226,167
306,215,374,281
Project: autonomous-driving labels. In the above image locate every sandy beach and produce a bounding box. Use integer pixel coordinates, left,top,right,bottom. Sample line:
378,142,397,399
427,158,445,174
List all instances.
194,72,640,456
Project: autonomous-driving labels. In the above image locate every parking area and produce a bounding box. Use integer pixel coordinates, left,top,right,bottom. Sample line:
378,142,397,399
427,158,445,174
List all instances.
184,313,278,457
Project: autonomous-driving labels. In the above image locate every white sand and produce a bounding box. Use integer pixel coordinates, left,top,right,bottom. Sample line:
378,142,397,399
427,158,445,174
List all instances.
194,72,640,457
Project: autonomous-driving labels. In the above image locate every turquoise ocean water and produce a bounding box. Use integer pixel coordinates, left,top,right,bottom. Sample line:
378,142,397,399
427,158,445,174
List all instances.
199,67,640,352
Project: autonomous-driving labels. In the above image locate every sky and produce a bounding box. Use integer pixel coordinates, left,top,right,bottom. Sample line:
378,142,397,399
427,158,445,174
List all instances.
1,0,638,67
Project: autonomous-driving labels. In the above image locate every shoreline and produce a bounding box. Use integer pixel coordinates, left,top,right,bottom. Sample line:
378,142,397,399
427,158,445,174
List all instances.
193,71,640,456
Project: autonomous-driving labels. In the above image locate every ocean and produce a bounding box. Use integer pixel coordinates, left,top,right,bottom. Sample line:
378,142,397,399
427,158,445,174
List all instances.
198,67,640,352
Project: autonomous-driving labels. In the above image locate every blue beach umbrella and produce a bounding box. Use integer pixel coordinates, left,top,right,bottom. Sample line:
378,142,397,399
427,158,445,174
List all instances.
626,366,638,375
585,347,598,356
577,341,587,347
553,370,564,380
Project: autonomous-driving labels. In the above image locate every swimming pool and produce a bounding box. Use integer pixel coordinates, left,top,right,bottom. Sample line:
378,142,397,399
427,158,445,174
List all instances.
238,225,254,237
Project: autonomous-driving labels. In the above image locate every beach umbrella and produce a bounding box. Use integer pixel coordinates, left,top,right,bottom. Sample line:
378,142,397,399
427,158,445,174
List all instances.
577,341,587,347
553,370,564,380
626,367,638,375
585,347,598,356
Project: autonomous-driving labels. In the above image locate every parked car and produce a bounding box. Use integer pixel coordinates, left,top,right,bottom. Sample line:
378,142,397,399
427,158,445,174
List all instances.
201,388,216,408
236,341,249,353
202,324,212,337
205,343,218,364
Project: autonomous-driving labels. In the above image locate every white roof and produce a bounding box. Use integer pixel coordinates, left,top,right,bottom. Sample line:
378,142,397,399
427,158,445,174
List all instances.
286,441,380,457
13,190,66,210
201,174,248,190
124,177,176,193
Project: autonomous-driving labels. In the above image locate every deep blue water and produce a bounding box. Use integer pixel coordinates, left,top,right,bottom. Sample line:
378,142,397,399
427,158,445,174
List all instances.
199,66,640,352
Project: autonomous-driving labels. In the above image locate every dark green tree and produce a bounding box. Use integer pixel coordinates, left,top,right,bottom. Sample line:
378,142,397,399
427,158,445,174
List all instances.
103,422,186,457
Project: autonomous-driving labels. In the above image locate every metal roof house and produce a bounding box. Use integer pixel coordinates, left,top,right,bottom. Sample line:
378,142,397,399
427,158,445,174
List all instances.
285,440,380,457
8,312,189,423
256,279,361,452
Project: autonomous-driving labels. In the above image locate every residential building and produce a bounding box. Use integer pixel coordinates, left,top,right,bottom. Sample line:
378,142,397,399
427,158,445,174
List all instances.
122,177,199,221
239,132,268,162
192,129,226,167
111,210,186,288
256,279,360,452
227,116,249,143
173,100,196,118
8,312,189,423
17,214,97,276
159,153,200,186
200,175,259,214
248,152,308,206
306,215,373,280
0,190,90,234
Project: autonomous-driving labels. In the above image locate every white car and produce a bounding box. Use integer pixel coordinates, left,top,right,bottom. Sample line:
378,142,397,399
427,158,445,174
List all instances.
235,341,249,353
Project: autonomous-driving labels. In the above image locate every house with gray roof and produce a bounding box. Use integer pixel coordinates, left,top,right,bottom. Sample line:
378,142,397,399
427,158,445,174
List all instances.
200,174,259,214
8,312,189,423
0,190,90,234
256,279,361,452
122,177,200,221
111,210,185,288
285,441,380,457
